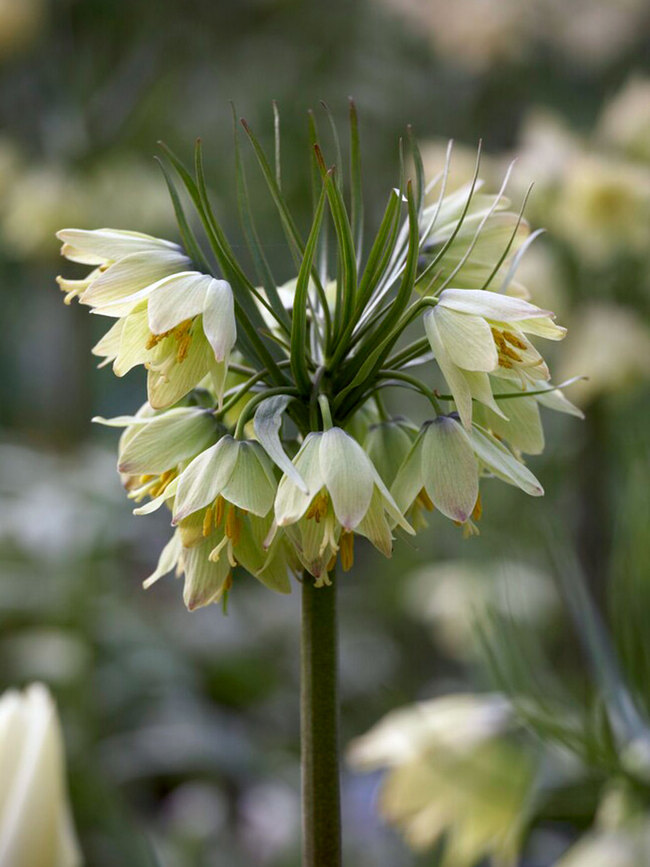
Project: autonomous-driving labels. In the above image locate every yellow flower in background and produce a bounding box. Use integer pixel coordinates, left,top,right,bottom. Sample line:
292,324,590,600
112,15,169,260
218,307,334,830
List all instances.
558,303,650,406
348,693,534,865
0,683,81,867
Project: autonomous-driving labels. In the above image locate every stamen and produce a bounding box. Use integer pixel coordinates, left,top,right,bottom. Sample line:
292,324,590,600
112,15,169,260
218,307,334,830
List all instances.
202,505,214,537
214,496,224,527
502,330,527,350
225,504,241,545
340,532,354,572
306,492,328,523
417,488,435,511
472,493,482,522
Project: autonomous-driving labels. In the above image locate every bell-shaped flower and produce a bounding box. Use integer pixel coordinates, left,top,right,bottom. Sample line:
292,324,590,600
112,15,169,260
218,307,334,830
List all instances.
0,683,82,867
56,227,190,305
274,427,413,583
392,414,543,532
141,438,293,610
57,228,236,408
94,404,223,514
424,288,566,427
141,435,294,609
474,376,583,456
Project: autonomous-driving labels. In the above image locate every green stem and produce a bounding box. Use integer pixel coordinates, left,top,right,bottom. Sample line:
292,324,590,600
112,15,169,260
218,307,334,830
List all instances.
301,572,342,867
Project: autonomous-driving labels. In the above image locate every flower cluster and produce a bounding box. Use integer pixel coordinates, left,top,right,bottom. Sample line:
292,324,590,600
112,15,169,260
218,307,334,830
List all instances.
57,107,579,610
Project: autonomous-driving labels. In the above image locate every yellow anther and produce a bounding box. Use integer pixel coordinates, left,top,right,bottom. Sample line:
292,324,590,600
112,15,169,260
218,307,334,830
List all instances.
503,330,527,350
417,488,435,511
500,344,523,362
326,554,337,573
175,334,192,362
172,319,192,338
472,493,483,522
224,572,233,592
497,357,513,369
306,492,329,523
340,532,354,572
202,505,214,537
139,474,154,484
214,496,225,527
225,504,241,545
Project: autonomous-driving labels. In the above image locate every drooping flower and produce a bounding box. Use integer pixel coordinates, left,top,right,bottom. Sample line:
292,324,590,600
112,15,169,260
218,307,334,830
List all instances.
148,435,294,610
0,683,82,867
57,228,237,408
392,414,543,533
347,693,533,864
94,403,224,514
274,427,414,584
425,288,566,427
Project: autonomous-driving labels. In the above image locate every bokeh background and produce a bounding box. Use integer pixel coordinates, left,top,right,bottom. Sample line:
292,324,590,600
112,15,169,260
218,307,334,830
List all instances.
1,1,650,864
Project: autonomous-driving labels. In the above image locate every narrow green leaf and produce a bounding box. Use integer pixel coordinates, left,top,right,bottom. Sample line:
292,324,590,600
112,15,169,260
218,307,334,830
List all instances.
407,124,425,218
292,181,328,393
231,105,291,332
154,156,211,272
349,98,364,264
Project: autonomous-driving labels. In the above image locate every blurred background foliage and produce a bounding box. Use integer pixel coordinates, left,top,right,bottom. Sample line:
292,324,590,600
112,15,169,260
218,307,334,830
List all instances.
1,0,650,864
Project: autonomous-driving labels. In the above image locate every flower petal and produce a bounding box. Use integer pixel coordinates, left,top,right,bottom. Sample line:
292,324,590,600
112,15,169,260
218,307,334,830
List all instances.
221,442,277,516
434,307,498,372
425,310,474,428
57,228,180,263
275,434,324,525
118,407,216,475
319,428,374,530
439,288,554,322
173,436,240,523
81,250,190,309
147,272,213,334
470,426,544,496
421,417,478,522
202,280,237,362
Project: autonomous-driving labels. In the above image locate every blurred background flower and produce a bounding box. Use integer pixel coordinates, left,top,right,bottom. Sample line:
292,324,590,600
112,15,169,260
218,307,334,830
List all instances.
1,0,649,865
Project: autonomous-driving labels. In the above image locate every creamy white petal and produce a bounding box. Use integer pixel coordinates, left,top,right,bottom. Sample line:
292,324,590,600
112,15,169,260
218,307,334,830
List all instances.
439,289,554,322
319,428,374,531
470,426,544,496
118,407,217,475
202,279,237,362
57,228,180,262
147,272,213,334
421,417,478,522
434,307,498,372
82,250,189,308
172,436,240,523
275,434,324,525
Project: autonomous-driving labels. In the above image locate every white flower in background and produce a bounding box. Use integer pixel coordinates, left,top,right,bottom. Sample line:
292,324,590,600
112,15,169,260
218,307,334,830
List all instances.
424,289,566,427
558,303,650,407
405,559,558,660
57,229,236,407
556,826,650,867
348,693,533,864
274,427,414,583
0,683,81,867
549,153,650,265
598,76,650,164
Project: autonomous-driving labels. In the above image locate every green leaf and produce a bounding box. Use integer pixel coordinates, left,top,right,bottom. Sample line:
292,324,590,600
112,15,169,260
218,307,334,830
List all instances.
253,394,308,493
291,181,328,393
154,157,211,272
349,98,364,265
231,105,291,332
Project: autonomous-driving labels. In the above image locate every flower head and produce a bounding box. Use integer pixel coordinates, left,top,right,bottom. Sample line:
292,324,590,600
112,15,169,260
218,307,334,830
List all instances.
57,229,236,407
274,427,413,583
424,288,566,427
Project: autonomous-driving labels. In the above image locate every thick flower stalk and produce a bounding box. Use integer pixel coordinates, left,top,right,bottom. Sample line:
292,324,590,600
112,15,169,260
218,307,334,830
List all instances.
55,103,581,866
